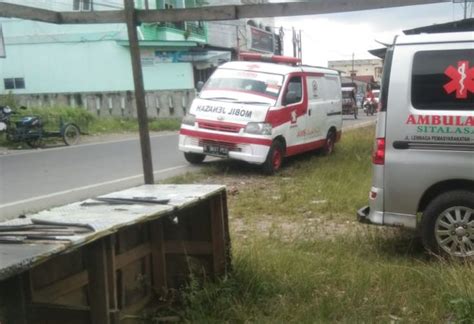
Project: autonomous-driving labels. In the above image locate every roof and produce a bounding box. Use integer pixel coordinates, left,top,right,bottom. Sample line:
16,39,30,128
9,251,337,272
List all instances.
395,31,473,45
220,61,339,76
403,18,474,35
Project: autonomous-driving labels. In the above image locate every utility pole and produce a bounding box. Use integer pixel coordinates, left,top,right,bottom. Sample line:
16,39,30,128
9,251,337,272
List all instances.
298,29,302,62
236,25,240,60
124,0,154,184
351,52,355,82
292,27,297,58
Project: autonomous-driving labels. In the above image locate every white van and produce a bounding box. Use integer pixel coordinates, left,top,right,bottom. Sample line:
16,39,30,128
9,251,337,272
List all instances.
179,53,343,174
358,32,474,259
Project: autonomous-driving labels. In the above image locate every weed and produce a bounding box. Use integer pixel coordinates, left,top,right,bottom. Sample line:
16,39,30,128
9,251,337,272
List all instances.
158,126,474,322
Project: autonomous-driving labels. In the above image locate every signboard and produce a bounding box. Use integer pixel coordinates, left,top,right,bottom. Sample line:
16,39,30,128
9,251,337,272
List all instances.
247,25,275,54
0,24,5,58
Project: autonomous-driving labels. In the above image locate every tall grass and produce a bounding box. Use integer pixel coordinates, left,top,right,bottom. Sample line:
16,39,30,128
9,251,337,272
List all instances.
172,233,474,323
157,126,474,323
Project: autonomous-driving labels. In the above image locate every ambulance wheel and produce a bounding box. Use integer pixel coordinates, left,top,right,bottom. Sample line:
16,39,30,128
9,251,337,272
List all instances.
323,130,336,156
263,141,284,175
421,190,474,259
184,152,206,164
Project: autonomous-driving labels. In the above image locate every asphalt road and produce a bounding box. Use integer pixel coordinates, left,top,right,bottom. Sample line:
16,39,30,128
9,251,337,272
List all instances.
0,113,375,220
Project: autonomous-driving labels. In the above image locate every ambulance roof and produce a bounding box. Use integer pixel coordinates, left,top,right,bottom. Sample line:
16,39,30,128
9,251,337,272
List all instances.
219,61,339,77
394,31,473,46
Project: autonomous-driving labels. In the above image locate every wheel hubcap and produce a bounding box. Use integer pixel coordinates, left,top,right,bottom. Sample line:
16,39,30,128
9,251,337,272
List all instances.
435,206,474,257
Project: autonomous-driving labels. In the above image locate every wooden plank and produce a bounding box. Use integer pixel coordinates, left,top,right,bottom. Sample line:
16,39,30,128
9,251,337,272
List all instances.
85,239,110,324
60,10,125,24
164,240,213,255
234,0,451,20
221,191,232,272
150,221,167,297
119,295,153,321
0,276,28,324
124,0,154,185
0,3,59,24
0,1,449,24
32,271,88,303
115,243,152,270
210,195,226,275
28,303,90,323
105,236,119,324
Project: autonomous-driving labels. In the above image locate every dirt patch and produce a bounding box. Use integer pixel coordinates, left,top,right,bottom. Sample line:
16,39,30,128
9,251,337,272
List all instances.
188,173,369,241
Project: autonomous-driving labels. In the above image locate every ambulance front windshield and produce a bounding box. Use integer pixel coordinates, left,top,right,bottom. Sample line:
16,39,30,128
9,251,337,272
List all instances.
201,68,284,104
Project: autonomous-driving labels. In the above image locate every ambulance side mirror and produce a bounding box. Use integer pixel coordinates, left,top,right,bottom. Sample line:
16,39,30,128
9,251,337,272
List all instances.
196,81,204,92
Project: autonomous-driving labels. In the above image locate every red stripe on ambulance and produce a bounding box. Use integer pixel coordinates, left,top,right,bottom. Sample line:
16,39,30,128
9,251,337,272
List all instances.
180,128,272,146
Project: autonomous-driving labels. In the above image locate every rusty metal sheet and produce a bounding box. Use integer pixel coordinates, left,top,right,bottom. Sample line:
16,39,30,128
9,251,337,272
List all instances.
0,185,226,281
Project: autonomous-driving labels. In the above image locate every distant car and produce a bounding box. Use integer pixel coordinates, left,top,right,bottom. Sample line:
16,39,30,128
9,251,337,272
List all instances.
341,87,358,119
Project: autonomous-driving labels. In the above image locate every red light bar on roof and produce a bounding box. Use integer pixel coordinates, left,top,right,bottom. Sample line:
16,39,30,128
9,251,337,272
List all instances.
240,52,301,65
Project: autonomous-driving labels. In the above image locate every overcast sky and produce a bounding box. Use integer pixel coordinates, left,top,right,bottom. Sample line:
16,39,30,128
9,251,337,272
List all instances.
275,2,470,66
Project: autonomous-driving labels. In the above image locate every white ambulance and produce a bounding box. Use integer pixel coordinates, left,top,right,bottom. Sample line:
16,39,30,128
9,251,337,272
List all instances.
179,53,343,174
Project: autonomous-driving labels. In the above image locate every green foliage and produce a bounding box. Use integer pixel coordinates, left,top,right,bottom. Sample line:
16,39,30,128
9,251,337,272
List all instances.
88,117,181,134
449,298,474,324
18,106,95,133
0,92,17,108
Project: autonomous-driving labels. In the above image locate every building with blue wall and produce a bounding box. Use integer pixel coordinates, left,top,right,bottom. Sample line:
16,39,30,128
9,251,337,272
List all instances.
0,0,230,117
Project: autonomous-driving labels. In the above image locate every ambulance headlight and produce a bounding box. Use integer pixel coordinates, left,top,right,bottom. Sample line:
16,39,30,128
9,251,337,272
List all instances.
182,114,196,126
244,122,272,135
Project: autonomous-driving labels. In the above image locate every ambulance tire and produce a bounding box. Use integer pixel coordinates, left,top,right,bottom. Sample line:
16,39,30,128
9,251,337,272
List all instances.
184,152,206,164
263,141,284,175
323,130,336,156
421,190,474,260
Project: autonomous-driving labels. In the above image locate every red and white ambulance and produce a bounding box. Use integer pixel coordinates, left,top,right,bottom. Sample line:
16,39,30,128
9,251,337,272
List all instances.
179,53,343,174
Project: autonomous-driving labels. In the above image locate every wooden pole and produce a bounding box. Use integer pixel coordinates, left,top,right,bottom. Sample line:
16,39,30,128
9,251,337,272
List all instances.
124,0,154,184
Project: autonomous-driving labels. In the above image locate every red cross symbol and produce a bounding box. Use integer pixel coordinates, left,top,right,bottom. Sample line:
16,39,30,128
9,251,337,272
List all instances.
443,60,474,99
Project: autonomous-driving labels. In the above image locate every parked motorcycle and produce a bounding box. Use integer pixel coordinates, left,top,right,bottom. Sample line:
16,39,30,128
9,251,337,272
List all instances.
0,105,80,148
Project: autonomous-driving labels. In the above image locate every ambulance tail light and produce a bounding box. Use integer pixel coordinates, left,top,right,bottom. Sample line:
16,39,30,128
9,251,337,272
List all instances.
240,52,301,65
372,138,385,165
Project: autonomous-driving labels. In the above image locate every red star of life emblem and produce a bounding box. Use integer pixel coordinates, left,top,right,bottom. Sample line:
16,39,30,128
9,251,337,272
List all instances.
443,60,474,99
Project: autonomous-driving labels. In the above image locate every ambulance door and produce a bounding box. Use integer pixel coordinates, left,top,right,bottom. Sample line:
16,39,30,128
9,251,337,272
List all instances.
305,75,326,144
281,75,306,149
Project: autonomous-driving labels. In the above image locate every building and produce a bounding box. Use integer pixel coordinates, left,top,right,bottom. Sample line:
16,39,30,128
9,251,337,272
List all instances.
0,0,231,118
0,0,282,117
328,58,383,83
205,0,281,64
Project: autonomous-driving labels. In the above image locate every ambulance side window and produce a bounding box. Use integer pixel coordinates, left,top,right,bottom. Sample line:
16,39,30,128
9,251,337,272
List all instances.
411,49,474,111
284,76,302,105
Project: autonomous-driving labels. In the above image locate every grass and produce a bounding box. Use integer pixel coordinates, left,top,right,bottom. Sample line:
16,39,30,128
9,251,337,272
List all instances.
0,105,181,148
154,126,474,323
